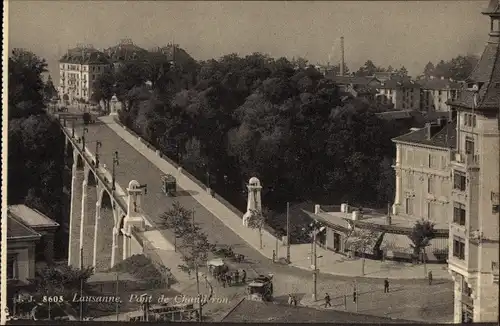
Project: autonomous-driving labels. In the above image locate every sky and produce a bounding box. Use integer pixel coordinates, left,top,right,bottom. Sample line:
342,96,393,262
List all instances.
8,1,489,84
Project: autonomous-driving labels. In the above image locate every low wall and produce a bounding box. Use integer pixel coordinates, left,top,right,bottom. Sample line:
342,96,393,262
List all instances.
113,117,280,239
131,226,174,287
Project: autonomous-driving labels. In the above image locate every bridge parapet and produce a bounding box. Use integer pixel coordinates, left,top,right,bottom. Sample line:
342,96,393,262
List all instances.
53,115,150,268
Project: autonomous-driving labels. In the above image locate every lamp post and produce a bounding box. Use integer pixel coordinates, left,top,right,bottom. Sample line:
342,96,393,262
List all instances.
286,202,290,263
95,141,102,168
82,127,88,151
112,151,119,191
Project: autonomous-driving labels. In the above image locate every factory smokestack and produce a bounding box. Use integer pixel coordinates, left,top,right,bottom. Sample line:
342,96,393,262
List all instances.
340,36,345,76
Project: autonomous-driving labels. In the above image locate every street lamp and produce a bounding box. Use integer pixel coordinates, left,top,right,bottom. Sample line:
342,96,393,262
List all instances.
82,127,89,151
311,223,326,302
95,141,102,168
112,151,119,191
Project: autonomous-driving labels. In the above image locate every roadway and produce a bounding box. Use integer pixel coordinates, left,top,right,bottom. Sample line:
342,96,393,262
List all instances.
63,112,453,322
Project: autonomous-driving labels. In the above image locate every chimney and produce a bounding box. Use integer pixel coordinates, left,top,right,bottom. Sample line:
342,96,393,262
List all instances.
425,122,432,140
340,36,345,77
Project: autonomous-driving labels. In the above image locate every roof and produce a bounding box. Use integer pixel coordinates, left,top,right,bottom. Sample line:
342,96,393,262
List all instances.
9,205,59,228
105,39,149,62
327,75,380,86
482,0,500,16
376,110,415,120
379,79,420,89
392,119,456,149
59,48,110,65
222,299,413,323
7,214,41,240
419,78,461,90
448,1,500,112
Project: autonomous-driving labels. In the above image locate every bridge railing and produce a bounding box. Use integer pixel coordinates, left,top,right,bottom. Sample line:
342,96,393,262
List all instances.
113,117,281,239
52,115,128,214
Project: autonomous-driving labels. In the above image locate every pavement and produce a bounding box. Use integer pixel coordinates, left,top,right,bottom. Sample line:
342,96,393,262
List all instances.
56,108,454,322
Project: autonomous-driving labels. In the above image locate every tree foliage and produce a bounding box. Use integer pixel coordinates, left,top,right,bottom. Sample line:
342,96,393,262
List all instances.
408,219,436,262
8,49,48,118
421,55,479,80
110,51,410,236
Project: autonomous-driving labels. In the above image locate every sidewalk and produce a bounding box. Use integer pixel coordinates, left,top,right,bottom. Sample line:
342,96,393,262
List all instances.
99,116,451,280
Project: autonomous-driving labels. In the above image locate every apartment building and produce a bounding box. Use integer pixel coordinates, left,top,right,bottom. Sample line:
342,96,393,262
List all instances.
392,119,455,224
445,0,500,323
419,77,461,112
376,79,421,110
58,45,111,103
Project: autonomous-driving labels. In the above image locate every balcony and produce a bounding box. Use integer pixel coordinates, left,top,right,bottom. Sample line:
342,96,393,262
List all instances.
493,262,499,284
451,151,480,169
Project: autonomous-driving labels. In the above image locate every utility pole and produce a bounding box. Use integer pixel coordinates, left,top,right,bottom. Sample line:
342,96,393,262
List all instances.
313,230,318,301
82,127,88,151
286,202,290,263
95,141,102,168
79,247,84,321
112,151,119,191
71,120,75,138
115,272,120,321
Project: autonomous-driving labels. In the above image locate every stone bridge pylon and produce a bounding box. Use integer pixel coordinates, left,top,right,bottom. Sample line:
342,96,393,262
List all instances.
61,123,147,272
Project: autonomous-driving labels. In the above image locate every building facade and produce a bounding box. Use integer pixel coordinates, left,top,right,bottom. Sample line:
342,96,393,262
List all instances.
419,77,460,112
376,79,421,111
392,119,455,226
446,1,500,322
58,45,111,103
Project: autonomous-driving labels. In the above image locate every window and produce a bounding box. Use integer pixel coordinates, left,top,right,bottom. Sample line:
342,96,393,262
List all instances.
428,177,434,194
453,171,466,191
453,202,466,225
472,115,476,127
7,254,17,280
427,202,432,219
407,174,414,189
465,137,474,155
428,154,434,168
453,237,465,260
405,197,414,215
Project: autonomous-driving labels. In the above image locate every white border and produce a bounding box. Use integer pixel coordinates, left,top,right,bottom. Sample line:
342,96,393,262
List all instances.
1,0,9,324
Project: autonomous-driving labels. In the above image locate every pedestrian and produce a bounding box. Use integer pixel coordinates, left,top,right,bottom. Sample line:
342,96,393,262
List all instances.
222,274,227,288
241,269,247,283
292,295,298,306
288,294,293,305
384,278,390,293
227,273,233,287
324,293,332,308
272,250,276,263
234,270,240,284
428,271,433,286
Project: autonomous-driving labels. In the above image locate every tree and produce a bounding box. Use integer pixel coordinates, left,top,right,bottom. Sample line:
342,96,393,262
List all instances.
247,209,266,249
179,221,212,298
408,219,436,275
397,66,408,77
346,227,380,275
355,60,379,77
23,265,94,315
92,70,115,111
423,62,435,78
159,201,194,252
9,49,48,119
43,75,58,102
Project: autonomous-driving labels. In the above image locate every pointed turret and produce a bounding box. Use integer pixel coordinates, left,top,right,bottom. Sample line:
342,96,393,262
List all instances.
448,0,500,112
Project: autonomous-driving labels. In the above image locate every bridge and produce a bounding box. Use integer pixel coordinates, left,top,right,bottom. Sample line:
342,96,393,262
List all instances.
54,111,279,272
